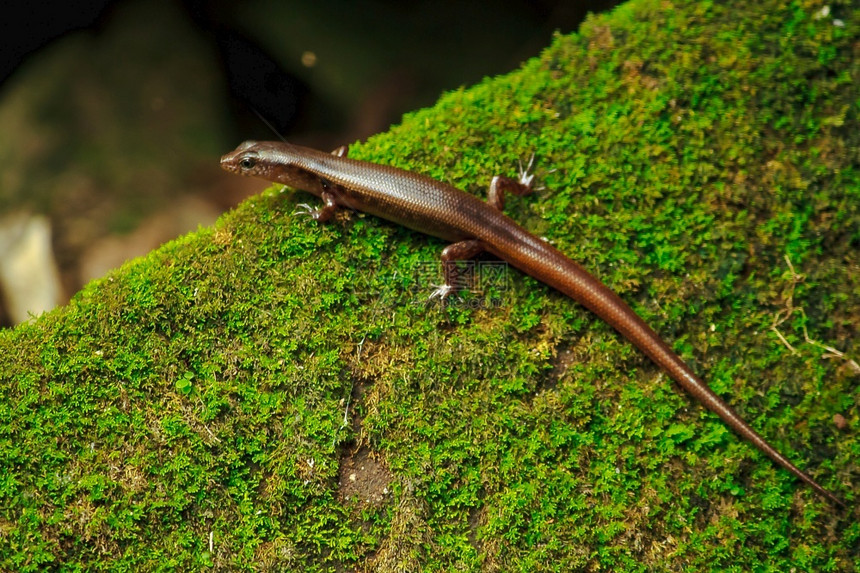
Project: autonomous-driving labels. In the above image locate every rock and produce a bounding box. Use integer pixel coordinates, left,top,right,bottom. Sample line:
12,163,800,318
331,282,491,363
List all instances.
0,212,62,324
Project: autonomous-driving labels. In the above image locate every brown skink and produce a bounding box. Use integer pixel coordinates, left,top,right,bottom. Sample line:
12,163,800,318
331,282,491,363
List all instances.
221,140,842,506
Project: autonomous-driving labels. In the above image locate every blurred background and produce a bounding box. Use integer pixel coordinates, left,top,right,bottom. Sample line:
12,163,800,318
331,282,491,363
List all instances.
0,0,620,326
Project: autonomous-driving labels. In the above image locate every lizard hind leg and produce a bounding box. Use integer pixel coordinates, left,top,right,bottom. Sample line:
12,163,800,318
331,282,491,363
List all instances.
429,239,487,300
487,154,537,211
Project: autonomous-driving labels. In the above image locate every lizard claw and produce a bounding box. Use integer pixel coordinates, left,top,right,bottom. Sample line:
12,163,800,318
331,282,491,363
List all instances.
428,284,455,300
293,203,318,218
517,153,537,189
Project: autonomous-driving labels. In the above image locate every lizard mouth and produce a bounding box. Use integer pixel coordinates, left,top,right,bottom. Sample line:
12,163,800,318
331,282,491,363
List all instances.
219,151,240,174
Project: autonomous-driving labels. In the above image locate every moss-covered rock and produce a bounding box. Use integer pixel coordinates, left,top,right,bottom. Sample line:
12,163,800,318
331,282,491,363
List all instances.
1,0,857,570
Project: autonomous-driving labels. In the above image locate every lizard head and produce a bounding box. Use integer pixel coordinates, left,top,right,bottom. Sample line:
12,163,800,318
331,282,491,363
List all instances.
221,141,324,195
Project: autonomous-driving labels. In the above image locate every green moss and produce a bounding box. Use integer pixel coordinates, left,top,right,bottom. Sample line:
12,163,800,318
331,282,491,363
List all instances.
1,0,858,570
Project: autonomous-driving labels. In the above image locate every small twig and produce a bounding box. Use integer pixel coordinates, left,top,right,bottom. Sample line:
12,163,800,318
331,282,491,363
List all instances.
797,307,860,373
342,336,366,430
331,336,364,450
770,255,858,373
770,255,803,355
356,335,366,363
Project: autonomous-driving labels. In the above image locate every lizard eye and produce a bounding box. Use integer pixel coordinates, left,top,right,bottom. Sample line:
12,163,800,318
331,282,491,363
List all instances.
239,157,256,170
